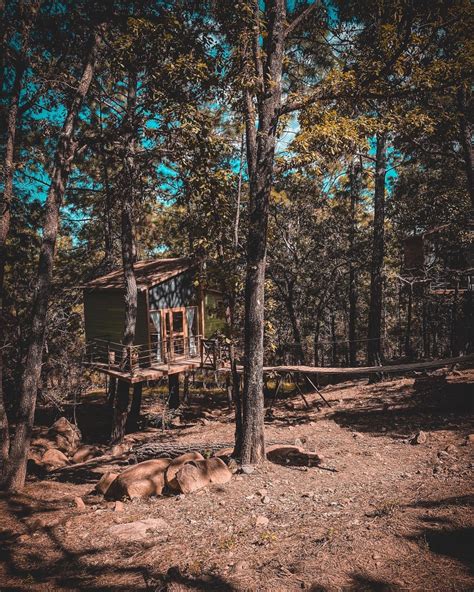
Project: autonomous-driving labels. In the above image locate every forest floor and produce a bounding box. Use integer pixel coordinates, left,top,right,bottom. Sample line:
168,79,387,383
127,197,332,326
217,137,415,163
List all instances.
0,369,473,591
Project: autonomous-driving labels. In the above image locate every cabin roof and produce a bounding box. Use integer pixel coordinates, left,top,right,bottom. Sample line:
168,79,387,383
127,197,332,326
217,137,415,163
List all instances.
82,257,194,291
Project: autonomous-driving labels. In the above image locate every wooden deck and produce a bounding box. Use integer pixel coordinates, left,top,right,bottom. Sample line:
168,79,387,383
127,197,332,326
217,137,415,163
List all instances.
86,356,205,383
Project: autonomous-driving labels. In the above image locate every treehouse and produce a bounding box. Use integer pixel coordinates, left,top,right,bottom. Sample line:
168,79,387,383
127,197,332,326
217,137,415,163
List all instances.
82,257,227,382
403,220,474,295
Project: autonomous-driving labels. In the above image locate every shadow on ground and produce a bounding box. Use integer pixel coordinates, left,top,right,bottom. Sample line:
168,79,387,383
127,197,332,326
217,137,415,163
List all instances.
330,380,474,437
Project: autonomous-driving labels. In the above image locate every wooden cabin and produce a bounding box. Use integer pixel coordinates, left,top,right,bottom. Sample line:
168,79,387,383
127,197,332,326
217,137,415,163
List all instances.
403,221,474,294
82,257,227,381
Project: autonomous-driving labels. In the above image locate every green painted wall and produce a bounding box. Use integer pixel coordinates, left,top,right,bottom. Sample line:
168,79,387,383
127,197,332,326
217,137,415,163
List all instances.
84,289,149,346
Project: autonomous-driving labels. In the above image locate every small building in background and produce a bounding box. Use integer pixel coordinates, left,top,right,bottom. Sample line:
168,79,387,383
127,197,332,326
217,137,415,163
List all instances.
82,257,226,379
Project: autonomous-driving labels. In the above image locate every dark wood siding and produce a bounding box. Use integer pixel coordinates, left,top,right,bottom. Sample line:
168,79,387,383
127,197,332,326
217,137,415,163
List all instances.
84,289,149,346
148,270,197,310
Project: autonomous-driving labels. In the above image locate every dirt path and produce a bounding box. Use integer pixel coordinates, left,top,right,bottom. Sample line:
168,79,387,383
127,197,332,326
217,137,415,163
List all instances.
1,371,473,591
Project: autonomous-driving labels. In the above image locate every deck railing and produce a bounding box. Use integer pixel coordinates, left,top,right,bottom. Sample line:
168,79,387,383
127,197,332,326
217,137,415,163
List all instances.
84,335,239,376
84,335,203,376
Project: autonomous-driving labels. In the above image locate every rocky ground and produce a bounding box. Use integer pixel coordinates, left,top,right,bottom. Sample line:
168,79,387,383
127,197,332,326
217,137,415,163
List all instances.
0,369,473,591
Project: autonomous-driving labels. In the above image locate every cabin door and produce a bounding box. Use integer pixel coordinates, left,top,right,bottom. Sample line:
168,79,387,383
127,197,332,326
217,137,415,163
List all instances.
162,307,188,361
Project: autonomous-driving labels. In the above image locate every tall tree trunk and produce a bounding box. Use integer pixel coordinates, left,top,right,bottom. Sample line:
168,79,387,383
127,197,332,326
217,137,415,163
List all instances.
313,319,321,366
367,132,387,366
404,283,413,359
450,279,459,357
331,310,337,366
348,157,360,366
0,0,40,474
1,26,103,491
285,286,305,364
240,0,285,466
110,69,138,444
457,85,474,209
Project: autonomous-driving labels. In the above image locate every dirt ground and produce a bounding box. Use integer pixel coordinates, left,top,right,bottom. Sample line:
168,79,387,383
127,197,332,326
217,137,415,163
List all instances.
1,369,473,591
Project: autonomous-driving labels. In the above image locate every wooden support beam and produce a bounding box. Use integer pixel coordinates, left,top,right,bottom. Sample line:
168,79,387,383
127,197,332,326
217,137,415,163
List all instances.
168,373,180,409
303,373,331,408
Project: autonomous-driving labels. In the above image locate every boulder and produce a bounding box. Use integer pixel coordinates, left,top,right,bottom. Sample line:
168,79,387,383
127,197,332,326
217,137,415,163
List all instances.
175,457,232,494
71,445,102,464
95,472,119,496
30,437,56,451
108,518,168,541
266,445,321,467
165,452,205,492
110,443,131,458
410,431,427,445
41,448,69,470
105,459,171,500
48,417,81,455
74,496,86,511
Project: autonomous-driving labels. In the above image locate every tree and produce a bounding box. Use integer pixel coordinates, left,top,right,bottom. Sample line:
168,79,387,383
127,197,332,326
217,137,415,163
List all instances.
0,0,41,469
1,22,104,491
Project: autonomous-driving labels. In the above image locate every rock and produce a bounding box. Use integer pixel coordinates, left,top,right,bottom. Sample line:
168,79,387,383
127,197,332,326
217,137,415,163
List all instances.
110,443,131,457
41,448,69,470
95,472,119,496
165,452,205,492
464,434,474,445
241,465,255,475
72,445,102,464
255,515,269,527
445,444,458,455
232,560,249,573
105,459,171,500
410,431,427,445
30,437,56,451
372,552,381,560
114,501,124,512
48,417,81,455
108,518,168,541
266,445,321,467
175,458,232,494
257,489,268,498
261,496,270,504
438,450,449,459
74,497,86,511
353,432,364,439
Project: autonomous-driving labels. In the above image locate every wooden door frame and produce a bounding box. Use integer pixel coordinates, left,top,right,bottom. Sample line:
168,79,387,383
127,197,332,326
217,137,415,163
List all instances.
161,307,188,360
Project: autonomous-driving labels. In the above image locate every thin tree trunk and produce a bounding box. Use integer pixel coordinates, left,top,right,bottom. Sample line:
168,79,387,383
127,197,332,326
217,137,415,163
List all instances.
111,69,138,444
286,289,305,364
404,283,413,359
348,158,360,366
168,374,180,409
240,0,285,466
422,292,429,358
1,25,103,491
367,132,387,367
129,383,142,421
331,310,337,366
314,319,321,366
450,280,459,357
457,85,474,209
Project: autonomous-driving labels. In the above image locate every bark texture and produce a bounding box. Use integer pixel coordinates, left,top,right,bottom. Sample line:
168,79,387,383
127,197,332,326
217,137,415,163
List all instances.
0,0,40,474
348,157,361,366
367,132,387,366
240,0,286,465
111,69,138,444
1,25,103,491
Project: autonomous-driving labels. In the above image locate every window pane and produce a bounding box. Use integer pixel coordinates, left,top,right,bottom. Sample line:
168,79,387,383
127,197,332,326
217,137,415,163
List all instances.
172,311,183,333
